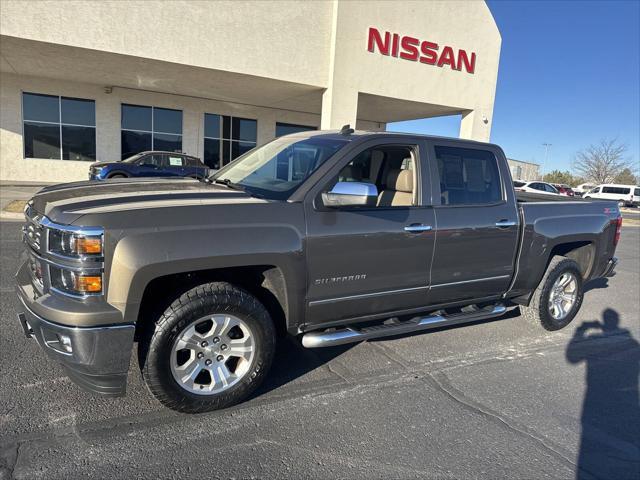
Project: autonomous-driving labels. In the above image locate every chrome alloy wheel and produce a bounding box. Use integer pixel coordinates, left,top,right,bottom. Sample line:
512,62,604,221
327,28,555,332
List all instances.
548,272,578,320
170,314,255,395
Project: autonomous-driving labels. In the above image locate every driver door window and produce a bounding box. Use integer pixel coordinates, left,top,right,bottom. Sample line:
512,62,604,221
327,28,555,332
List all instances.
331,145,416,208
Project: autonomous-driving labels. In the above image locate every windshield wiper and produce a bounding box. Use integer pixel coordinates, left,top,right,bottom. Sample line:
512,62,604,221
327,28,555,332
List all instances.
214,178,244,191
213,178,265,199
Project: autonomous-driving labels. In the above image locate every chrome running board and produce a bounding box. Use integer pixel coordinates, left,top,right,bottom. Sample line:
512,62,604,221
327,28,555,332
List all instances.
302,304,507,348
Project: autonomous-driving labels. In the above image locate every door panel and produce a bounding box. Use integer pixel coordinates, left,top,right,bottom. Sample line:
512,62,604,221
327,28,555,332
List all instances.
428,142,519,304
305,207,436,323
166,154,185,176
304,140,435,326
137,154,165,177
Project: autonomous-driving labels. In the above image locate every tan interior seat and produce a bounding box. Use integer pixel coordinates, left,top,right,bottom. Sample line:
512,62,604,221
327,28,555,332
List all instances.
377,169,413,207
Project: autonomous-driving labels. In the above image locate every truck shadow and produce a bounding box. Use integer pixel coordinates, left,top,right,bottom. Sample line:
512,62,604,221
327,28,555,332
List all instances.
252,337,355,398
583,277,609,293
565,309,640,480
253,308,524,398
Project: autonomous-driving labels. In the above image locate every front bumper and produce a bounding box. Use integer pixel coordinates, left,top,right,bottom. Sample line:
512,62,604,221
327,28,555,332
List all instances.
16,284,134,397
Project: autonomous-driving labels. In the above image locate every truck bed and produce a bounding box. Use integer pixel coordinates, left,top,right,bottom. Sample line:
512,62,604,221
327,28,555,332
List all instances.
516,191,583,203
507,196,619,302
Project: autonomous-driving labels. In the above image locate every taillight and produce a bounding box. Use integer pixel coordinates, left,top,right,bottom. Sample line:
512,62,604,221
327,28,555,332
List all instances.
613,216,622,246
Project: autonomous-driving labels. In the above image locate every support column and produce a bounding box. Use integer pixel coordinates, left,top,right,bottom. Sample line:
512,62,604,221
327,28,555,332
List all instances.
459,109,492,142
257,110,276,146
320,86,358,130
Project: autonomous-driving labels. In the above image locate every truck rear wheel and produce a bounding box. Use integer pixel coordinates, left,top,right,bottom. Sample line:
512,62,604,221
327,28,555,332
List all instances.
140,282,276,413
521,256,584,331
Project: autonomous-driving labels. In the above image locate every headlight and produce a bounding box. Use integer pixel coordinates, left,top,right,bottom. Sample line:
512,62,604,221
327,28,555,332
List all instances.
50,265,102,296
48,229,103,257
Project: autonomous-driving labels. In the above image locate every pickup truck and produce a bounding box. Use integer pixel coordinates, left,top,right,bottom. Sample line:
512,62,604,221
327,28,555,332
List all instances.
16,128,621,413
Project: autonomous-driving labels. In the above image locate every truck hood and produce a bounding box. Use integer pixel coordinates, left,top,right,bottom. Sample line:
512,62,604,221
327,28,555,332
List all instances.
31,177,264,224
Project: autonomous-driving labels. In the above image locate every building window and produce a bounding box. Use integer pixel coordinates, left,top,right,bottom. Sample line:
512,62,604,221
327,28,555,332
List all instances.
121,104,182,159
203,114,257,169
22,92,96,161
275,122,316,137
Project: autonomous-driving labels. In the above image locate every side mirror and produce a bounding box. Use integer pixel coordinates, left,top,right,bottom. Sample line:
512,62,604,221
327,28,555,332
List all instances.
322,182,378,208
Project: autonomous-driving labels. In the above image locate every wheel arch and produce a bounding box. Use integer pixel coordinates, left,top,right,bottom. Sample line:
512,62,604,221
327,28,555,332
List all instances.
510,240,596,306
106,170,130,178
133,265,290,342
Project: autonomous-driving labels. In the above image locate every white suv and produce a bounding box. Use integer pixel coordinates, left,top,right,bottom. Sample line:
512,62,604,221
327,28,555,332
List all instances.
513,180,560,196
583,184,639,207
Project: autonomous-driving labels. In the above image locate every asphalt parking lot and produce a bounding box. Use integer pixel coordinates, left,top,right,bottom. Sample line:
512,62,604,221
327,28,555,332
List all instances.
1,220,638,480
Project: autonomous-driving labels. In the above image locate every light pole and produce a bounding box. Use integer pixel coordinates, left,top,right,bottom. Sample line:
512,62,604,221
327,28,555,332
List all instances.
541,143,552,180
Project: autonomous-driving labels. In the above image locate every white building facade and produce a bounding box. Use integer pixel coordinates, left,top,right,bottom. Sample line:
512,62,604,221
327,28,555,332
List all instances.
0,0,501,183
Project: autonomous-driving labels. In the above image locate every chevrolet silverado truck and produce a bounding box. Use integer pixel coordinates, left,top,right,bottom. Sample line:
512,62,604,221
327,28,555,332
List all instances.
16,128,621,413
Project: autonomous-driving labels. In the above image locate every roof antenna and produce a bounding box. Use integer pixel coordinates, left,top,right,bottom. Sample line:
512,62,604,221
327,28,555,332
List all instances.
340,124,354,135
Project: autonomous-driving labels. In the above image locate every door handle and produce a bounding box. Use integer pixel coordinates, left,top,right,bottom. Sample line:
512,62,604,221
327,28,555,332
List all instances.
495,220,516,228
404,224,433,233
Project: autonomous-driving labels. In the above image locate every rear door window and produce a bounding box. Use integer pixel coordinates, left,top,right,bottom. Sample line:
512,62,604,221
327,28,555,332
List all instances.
168,155,184,167
434,146,502,205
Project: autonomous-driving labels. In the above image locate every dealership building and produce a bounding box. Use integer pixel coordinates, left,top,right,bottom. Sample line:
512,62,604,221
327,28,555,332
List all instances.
0,0,501,183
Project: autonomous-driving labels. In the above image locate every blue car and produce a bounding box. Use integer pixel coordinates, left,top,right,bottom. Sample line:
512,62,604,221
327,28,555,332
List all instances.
89,151,209,180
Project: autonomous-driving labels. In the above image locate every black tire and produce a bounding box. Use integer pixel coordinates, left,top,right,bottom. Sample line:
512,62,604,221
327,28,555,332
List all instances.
140,282,276,413
521,256,584,331
108,173,127,179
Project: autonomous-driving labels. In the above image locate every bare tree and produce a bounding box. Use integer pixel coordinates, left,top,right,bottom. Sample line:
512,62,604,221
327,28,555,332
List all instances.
572,139,633,184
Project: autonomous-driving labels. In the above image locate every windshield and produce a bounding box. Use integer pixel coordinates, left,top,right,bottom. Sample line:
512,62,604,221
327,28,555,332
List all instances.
211,136,349,200
121,153,146,163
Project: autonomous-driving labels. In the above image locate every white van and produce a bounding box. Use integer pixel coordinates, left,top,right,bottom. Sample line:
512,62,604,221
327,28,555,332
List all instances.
583,184,640,207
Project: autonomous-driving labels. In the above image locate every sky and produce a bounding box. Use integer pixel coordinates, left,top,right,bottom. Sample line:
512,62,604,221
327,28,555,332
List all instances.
387,0,640,175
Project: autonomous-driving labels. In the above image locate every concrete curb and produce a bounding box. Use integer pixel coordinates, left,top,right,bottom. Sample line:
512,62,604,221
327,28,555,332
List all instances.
0,211,24,221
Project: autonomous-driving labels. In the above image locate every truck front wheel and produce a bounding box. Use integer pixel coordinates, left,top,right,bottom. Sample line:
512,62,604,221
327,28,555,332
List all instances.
521,256,584,331
140,282,276,413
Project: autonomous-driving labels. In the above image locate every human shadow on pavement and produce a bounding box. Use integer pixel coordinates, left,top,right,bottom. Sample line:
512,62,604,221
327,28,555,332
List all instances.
566,309,640,480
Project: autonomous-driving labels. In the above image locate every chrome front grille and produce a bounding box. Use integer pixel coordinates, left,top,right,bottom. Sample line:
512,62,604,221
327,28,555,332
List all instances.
21,202,105,300
22,204,44,253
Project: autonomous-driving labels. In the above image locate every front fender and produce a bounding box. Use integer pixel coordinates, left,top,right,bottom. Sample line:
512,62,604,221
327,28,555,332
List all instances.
106,224,305,325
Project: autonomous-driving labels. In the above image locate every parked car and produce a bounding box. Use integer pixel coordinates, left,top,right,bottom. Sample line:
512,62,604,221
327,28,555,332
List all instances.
551,183,575,197
573,183,596,197
89,151,208,180
583,184,640,207
513,180,560,196
17,128,621,413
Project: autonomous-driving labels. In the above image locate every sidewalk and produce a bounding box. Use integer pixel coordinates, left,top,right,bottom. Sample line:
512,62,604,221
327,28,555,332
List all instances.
0,182,51,221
